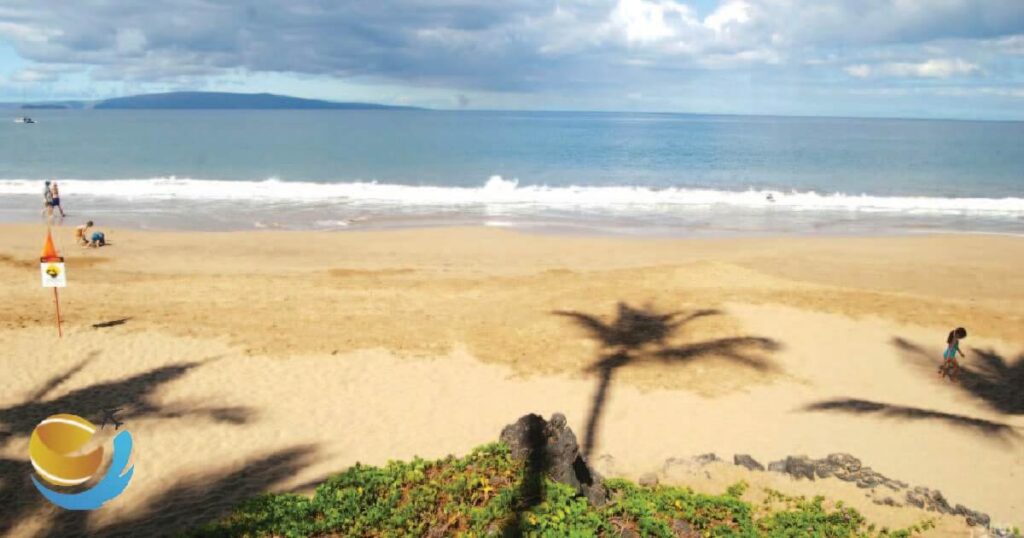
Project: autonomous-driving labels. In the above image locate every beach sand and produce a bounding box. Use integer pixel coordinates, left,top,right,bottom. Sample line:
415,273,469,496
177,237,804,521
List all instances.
1,224,1022,536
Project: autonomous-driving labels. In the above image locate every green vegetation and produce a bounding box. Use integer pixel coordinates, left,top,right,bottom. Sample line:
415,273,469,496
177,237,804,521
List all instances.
189,443,935,537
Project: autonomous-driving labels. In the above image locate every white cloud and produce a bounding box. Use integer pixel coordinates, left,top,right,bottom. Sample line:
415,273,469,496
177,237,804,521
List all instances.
845,64,872,78
991,34,1024,54
704,1,752,35
6,63,76,83
603,0,775,67
0,0,1019,108
700,47,781,68
975,86,1024,98
10,68,54,83
845,58,981,78
609,0,697,43
0,21,62,44
850,85,1024,98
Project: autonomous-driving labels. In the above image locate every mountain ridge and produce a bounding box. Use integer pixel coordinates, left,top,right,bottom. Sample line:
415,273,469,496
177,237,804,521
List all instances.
9,91,421,110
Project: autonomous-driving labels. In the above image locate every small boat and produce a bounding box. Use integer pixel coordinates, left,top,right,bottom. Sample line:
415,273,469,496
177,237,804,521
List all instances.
14,117,35,124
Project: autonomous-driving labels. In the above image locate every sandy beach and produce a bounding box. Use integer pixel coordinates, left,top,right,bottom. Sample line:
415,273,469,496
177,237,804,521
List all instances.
1,224,1022,536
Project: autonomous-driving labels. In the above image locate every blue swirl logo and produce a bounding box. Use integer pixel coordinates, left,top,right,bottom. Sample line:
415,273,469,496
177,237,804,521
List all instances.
29,414,134,510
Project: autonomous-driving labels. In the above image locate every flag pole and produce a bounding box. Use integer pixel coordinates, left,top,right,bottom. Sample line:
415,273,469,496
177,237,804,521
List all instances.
41,226,65,338
53,288,63,337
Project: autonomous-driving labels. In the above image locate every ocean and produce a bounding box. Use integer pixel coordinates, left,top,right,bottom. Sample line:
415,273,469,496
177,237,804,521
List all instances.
1,109,1022,236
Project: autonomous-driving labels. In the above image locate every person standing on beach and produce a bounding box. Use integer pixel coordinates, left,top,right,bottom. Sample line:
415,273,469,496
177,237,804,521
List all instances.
939,327,967,381
50,181,66,218
42,180,54,218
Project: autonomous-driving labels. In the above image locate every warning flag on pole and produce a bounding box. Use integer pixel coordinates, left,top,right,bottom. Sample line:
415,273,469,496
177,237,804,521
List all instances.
40,229,66,288
41,229,62,262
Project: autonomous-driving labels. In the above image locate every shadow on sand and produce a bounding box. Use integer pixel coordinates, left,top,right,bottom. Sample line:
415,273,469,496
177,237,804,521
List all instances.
29,445,319,538
802,398,1017,441
92,318,131,329
0,354,262,537
892,337,1024,415
555,302,781,459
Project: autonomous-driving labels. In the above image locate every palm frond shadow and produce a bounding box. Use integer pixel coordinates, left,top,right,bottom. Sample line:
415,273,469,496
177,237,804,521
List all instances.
0,355,251,444
556,302,781,459
0,355,257,537
27,352,98,401
892,337,1024,415
34,445,319,538
802,398,1018,441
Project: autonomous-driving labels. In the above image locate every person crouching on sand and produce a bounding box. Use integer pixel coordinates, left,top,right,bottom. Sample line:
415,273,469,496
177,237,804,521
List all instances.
88,229,107,248
939,327,967,381
75,221,94,246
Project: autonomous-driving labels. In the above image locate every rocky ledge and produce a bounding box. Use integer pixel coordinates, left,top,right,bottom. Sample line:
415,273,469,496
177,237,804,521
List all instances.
755,453,991,528
498,414,1004,532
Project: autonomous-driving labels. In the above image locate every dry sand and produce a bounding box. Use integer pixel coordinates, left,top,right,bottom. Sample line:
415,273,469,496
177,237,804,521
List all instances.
1,224,1022,536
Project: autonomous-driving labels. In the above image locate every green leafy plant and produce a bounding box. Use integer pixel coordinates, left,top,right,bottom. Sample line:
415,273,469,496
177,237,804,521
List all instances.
188,444,949,537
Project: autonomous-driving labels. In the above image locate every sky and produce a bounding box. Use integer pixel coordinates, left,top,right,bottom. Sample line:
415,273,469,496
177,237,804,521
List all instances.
0,0,1022,120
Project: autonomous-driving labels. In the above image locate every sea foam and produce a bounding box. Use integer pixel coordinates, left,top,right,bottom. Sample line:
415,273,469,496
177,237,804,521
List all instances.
1,176,1022,218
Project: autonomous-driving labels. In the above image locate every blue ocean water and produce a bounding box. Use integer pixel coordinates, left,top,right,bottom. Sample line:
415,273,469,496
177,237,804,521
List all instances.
1,109,1022,235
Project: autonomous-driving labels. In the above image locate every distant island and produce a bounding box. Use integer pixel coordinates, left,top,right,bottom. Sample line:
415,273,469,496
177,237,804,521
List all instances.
11,91,420,111
21,104,72,110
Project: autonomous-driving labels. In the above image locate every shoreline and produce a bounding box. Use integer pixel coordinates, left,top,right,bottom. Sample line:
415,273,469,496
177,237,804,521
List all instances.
3,175,1023,238
5,215,1024,239
1,225,1021,534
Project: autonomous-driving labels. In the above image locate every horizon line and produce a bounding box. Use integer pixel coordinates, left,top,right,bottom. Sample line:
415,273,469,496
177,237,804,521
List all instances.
3,90,1021,123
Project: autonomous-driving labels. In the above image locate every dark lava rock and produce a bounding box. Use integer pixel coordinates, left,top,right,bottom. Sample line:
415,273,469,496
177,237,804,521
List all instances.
905,489,925,509
762,453,988,528
904,486,955,516
954,504,991,528
783,456,817,480
692,453,721,465
820,454,862,481
733,454,764,472
826,453,862,472
499,413,608,506
766,455,816,480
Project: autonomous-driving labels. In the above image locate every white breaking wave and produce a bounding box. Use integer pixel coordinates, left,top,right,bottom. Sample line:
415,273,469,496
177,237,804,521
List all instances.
1,176,1022,217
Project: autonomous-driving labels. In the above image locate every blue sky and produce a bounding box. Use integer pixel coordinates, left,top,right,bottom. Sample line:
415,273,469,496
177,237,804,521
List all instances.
1,0,1022,119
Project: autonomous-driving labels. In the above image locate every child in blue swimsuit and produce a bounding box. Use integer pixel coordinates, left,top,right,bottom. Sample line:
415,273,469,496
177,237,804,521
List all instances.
90,231,106,247
939,327,966,381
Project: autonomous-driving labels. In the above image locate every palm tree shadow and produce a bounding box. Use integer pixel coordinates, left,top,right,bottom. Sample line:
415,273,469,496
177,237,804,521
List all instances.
556,302,781,458
960,349,1024,415
0,355,257,536
0,355,251,444
892,337,1024,415
802,398,1018,442
35,445,319,538
27,351,99,402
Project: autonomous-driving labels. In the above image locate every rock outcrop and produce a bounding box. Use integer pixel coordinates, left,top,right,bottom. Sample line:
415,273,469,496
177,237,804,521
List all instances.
733,454,764,472
498,417,997,530
758,452,990,528
499,413,608,506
